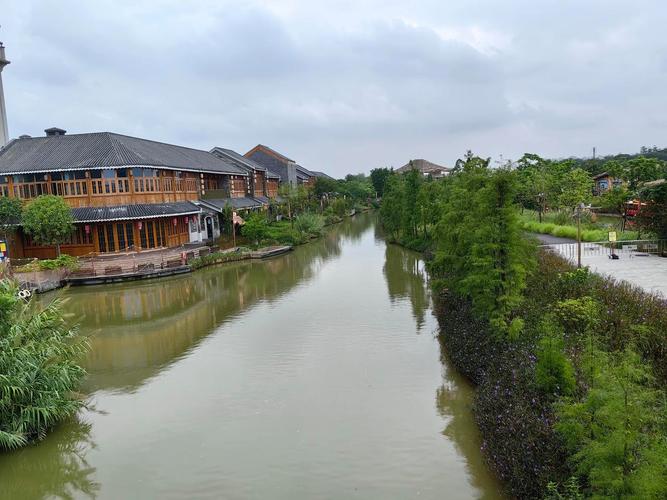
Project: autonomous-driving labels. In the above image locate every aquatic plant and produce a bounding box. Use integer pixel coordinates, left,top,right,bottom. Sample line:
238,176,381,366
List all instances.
0,280,88,450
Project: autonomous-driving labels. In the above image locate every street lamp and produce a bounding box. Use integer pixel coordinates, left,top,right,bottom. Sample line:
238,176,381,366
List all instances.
573,202,586,268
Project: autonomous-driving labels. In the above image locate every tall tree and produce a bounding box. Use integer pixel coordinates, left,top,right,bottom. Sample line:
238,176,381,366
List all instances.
370,167,392,197
379,174,404,241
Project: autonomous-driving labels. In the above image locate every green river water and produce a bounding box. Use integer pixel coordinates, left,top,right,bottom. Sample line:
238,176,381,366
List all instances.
0,213,503,499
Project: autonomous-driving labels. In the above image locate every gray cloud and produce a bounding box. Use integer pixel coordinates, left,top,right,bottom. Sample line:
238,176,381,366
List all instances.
2,0,667,176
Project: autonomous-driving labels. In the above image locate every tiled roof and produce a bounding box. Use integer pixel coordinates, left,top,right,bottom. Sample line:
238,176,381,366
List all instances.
0,132,248,176
71,201,201,223
396,159,451,174
310,171,335,180
295,164,315,179
246,144,294,163
209,147,281,179
199,197,265,212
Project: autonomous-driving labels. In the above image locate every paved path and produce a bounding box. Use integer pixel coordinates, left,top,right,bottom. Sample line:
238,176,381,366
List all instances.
528,232,576,245
544,241,667,298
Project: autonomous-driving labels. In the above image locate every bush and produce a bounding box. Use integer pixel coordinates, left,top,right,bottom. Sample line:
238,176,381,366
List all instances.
534,320,576,396
331,198,347,218
294,213,324,237
241,213,270,246
38,254,79,271
554,210,571,226
0,280,88,450
188,249,250,270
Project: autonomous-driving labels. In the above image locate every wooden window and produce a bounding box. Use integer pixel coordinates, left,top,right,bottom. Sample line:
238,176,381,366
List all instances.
157,221,166,247
147,221,155,248
139,224,148,249
117,224,126,251
106,225,116,252
97,226,107,253
126,223,135,249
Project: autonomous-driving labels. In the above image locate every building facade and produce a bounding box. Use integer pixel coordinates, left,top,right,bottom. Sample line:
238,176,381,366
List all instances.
592,171,623,195
244,144,317,187
0,130,260,258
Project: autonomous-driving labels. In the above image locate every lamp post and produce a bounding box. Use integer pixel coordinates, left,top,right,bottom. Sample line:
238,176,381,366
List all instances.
536,192,545,223
574,202,585,268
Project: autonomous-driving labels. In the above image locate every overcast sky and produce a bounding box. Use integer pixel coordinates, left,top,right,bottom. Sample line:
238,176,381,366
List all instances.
2,0,667,176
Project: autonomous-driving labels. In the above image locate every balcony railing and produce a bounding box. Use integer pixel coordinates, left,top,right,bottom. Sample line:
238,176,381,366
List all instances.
1,175,200,201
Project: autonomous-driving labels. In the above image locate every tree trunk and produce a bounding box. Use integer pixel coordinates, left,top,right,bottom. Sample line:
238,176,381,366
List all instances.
56,243,61,257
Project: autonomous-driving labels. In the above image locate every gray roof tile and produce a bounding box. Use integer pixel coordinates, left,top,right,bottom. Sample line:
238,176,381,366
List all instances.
0,132,248,176
72,201,201,223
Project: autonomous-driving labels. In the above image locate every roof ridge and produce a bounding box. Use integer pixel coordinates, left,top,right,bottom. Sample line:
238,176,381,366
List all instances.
252,144,294,163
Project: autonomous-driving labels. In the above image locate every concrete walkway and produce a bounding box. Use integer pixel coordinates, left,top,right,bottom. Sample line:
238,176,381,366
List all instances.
543,241,667,298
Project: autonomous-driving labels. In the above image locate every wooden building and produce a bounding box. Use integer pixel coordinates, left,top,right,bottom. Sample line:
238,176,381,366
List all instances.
0,129,255,258
244,144,318,188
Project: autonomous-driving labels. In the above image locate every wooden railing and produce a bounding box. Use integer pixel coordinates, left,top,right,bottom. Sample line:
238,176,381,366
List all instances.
2,174,201,202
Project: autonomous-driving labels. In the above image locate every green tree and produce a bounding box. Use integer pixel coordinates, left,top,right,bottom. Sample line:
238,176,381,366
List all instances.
636,182,667,238
556,347,667,498
534,318,576,396
0,280,88,450
21,195,74,256
516,153,553,220
416,179,442,239
370,167,392,197
401,167,422,240
313,177,339,199
0,197,22,256
558,168,593,209
624,156,664,190
240,212,269,246
434,155,533,336
379,174,404,240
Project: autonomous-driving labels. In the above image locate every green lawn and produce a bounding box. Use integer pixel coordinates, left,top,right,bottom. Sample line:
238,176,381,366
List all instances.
520,210,640,242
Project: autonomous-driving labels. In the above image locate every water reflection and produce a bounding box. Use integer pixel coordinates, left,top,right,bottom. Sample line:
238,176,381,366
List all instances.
382,243,430,331
0,213,504,499
0,418,99,499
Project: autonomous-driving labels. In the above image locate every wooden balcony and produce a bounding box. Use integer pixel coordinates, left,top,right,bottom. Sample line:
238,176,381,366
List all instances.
2,172,202,208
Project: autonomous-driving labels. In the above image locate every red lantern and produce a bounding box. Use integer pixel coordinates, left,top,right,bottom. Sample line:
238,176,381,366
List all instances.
184,216,189,224
137,221,143,231
84,225,90,234
173,217,178,226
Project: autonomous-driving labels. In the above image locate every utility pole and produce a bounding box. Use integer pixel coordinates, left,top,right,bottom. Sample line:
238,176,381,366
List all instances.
592,146,596,160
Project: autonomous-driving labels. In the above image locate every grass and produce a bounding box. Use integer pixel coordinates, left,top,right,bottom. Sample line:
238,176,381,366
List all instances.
520,210,640,242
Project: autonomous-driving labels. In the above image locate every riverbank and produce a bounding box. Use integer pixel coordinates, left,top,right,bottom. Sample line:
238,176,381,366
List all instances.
10,209,366,292
377,161,666,498
433,246,667,498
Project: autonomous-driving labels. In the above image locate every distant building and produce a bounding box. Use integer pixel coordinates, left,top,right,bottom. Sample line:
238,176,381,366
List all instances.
210,146,281,201
244,144,321,187
592,171,623,195
396,159,451,178
310,171,336,181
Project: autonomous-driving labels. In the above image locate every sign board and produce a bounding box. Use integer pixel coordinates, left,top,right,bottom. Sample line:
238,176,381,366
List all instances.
608,231,617,242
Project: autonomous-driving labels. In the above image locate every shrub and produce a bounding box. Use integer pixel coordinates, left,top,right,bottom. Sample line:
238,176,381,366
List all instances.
0,280,88,450
556,347,667,499
241,213,270,246
38,254,79,271
188,249,250,270
294,213,324,237
534,320,576,396
552,297,600,338
331,198,347,218
554,210,571,226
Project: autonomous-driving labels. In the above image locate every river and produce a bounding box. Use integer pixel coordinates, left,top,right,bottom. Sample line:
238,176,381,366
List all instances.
0,213,503,499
